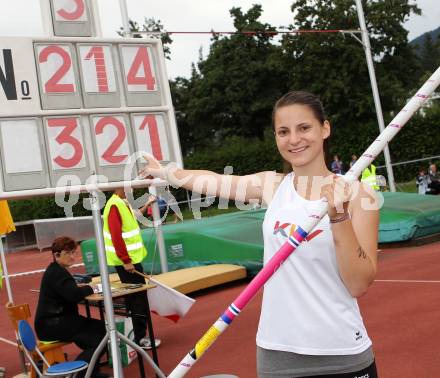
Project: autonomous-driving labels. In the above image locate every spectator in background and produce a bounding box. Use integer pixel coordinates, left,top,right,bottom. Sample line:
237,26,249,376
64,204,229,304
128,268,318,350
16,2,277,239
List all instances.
350,154,358,168
428,163,440,194
330,154,344,174
416,167,432,195
146,195,169,220
361,164,380,191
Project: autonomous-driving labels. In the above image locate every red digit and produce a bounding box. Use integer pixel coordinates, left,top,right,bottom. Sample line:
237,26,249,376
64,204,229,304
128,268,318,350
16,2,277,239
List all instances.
139,115,163,160
95,117,128,164
57,0,85,21
127,47,156,90
39,45,75,93
85,46,109,92
47,118,83,168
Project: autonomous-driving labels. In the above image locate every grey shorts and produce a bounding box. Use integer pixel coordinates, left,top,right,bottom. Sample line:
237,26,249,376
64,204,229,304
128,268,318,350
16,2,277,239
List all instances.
257,345,374,377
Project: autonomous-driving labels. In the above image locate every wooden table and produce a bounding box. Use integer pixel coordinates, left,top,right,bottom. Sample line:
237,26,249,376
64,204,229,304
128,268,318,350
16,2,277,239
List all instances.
85,282,155,301
84,282,158,378
91,264,247,294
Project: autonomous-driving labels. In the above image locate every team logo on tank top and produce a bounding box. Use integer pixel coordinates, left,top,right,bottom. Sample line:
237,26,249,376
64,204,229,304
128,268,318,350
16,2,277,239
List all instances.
273,221,323,241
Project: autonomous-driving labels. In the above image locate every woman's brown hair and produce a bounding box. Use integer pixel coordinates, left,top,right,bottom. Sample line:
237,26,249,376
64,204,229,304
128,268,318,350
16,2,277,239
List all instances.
51,236,77,255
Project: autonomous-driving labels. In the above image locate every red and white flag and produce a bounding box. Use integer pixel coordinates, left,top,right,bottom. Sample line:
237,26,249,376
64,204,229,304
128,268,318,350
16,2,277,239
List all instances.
147,278,195,323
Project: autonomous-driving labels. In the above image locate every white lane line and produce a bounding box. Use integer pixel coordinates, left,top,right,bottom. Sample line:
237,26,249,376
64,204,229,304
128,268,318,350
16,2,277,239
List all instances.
375,279,440,283
0,337,18,347
8,263,85,278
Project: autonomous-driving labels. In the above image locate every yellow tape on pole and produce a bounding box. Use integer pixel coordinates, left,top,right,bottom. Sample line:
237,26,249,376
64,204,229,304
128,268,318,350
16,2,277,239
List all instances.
194,325,221,358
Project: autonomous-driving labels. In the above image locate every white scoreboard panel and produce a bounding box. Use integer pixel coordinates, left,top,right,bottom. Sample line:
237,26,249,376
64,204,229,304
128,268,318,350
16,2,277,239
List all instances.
49,0,94,37
35,42,83,109
0,37,182,199
77,43,121,108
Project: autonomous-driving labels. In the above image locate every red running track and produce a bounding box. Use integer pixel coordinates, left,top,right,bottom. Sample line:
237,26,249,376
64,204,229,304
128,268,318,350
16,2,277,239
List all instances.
1,242,440,377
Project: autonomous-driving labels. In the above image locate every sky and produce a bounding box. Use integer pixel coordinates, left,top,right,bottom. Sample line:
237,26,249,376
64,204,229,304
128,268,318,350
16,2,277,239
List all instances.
0,0,438,79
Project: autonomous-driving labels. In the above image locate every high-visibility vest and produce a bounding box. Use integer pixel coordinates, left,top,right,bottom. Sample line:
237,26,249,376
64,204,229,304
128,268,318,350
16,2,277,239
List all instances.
361,164,379,191
103,194,147,266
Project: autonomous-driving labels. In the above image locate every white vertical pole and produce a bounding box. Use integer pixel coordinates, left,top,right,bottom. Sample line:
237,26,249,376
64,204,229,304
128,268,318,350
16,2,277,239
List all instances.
148,186,169,273
0,236,13,303
355,0,396,192
117,1,169,272
90,0,103,37
119,0,131,36
89,190,124,378
39,0,54,36
1,236,29,373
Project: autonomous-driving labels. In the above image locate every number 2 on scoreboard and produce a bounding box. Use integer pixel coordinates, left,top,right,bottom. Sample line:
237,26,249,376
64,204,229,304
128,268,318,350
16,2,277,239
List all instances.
93,116,130,166
38,45,76,94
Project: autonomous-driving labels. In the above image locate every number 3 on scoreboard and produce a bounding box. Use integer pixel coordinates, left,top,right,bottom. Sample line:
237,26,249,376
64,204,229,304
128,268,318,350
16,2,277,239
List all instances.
53,0,87,21
45,117,86,170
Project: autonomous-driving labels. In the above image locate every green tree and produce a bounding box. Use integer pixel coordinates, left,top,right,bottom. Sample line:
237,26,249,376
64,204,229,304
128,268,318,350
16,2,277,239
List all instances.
419,34,440,75
280,0,420,163
175,5,287,152
170,73,198,156
118,18,173,59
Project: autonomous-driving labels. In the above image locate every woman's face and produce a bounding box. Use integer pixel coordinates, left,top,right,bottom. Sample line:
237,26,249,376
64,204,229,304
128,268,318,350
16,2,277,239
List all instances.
55,246,77,268
274,104,330,168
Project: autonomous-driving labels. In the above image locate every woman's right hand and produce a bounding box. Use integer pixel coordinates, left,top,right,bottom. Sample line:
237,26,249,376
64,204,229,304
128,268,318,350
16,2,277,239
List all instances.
139,153,167,180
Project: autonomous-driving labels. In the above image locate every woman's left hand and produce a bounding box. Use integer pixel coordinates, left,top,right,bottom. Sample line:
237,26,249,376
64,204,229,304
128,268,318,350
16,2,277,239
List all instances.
321,175,352,219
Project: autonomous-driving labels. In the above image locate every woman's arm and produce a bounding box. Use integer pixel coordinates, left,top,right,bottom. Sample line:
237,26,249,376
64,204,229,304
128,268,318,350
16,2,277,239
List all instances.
324,179,379,297
141,153,283,205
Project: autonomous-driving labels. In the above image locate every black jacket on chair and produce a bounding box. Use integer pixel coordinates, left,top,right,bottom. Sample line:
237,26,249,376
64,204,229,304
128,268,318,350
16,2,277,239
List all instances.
35,262,94,341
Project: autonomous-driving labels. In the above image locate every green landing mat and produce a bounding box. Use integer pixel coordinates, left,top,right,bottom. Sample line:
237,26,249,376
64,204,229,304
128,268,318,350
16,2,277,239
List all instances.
81,192,440,276
378,192,440,243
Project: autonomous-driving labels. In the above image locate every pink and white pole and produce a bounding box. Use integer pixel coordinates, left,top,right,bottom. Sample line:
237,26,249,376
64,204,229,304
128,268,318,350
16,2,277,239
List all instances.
168,67,440,378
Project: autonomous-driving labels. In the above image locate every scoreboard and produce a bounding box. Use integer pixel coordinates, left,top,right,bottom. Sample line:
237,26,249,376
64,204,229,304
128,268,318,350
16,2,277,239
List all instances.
0,35,182,198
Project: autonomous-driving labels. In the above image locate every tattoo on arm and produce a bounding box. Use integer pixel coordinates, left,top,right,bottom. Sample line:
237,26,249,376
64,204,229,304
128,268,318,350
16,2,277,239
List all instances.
357,246,367,259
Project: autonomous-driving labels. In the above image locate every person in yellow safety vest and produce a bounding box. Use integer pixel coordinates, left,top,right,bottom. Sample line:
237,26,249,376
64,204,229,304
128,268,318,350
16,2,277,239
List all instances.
361,164,380,191
103,188,161,350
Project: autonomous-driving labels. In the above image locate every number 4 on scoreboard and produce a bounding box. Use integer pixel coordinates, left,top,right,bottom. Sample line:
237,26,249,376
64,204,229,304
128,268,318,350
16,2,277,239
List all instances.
121,45,156,92
119,44,163,107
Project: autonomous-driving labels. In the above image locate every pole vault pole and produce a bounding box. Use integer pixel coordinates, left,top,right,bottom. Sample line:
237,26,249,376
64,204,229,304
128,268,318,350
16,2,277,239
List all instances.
168,67,440,378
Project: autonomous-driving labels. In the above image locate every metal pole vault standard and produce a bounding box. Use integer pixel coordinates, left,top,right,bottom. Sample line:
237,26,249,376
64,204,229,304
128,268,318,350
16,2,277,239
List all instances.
0,237,13,302
355,0,396,192
168,67,440,378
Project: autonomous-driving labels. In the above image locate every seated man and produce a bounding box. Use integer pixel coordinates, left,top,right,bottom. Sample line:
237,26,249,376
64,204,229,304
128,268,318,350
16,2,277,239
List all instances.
34,236,108,378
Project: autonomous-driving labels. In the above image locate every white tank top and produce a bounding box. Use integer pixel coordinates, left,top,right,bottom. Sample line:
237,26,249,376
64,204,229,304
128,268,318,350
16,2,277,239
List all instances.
256,172,372,355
